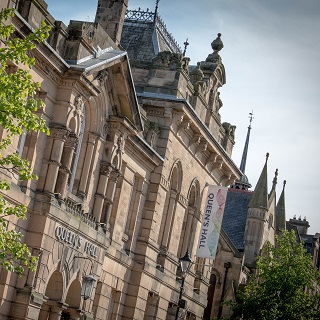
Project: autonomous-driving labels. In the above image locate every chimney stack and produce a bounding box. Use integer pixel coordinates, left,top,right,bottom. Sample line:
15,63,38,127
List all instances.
95,0,128,45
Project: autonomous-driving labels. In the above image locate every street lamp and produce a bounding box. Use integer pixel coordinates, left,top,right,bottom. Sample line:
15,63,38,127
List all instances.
81,274,96,319
81,274,96,300
175,249,193,320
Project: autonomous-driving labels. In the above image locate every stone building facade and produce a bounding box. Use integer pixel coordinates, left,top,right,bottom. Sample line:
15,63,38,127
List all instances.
0,1,241,319
2,1,317,320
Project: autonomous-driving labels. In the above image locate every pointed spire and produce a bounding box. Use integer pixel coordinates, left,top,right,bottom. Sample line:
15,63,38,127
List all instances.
276,180,286,231
248,153,269,209
269,168,278,198
240,111,254,174
233,111,253,190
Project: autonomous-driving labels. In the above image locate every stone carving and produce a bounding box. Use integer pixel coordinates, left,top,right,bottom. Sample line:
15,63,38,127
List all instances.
102,122,109,138
144,120,160,149
222,122,236,140
74,95,84,112
100,161,113,176
190,134,202,147
190,62,204,84
151,51,183,70
215,92,223,112
97,69,109,86
116,134,124,154
178,119,191,133
49,126,69,141
182,57,190,72
64,133,79,149
110,169,121,183
208,89,215,110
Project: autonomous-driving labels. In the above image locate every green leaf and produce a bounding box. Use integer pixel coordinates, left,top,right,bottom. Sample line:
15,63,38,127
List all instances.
0,9,50,276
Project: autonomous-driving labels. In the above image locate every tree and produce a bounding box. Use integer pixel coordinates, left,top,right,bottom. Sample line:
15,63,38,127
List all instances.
0,8,50,275
230,230,320,320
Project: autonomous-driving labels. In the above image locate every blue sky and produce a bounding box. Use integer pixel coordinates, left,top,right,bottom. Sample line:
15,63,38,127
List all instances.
45,0,320,234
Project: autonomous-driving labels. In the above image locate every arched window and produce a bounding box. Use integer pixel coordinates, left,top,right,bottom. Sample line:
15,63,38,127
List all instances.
69,107,85,192
178,181,200,259
158,162,182,249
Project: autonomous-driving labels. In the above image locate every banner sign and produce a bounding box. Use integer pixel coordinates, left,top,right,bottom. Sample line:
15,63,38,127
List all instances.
196,185,228,259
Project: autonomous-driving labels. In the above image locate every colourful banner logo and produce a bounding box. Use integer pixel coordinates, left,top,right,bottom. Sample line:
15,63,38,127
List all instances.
196,185,228,259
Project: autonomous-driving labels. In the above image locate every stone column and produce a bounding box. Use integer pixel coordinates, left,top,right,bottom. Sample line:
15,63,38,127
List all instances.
44,126,69,193
48,306,62,320
102,169,121,225
55,133,78,198
78,133,97,197
92,161,112,222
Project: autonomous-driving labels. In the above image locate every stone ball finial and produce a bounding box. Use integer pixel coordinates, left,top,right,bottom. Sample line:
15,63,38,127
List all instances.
211,33,224,52
266,152,269,161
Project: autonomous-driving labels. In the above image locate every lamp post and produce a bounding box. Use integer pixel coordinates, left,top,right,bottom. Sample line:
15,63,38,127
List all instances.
175,249,193,320
81,274,96,319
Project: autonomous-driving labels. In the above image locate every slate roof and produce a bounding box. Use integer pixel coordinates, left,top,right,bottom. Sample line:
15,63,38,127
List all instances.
121,10,181,62
222,188,253,251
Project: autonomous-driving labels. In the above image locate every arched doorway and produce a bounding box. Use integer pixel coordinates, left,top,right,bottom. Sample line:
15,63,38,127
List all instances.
39,271,64,320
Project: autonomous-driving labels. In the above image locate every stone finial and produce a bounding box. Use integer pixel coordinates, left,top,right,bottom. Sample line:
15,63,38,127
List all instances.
283,180,286,189
272,169,278,190
190,62,204,84
266,152,269,161
211,33,224,52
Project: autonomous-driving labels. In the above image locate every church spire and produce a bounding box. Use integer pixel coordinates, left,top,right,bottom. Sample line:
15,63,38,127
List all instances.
232,111,253,190
276,180,286,232
248,153,269,208
240,111,254,174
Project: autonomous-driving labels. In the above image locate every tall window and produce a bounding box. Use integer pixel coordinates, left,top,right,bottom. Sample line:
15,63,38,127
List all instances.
178,182,200,258
158,163,182,249
69,108,85,192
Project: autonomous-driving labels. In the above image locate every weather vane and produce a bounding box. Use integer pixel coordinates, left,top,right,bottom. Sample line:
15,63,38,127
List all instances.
249,110,254,123
248,110,254,128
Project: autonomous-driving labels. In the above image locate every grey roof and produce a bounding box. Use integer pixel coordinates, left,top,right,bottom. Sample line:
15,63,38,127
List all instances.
67,48,127,71
222,188,253,251
121,12,181,62
121,21,156,62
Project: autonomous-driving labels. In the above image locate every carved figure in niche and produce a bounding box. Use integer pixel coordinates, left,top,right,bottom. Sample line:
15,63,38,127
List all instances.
117,134,124,154
144,120,160,149
96,69,109,86
75,95,84,112
215,92,223,113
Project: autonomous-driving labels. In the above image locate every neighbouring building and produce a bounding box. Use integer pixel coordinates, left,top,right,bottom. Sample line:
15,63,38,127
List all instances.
0,1,318,320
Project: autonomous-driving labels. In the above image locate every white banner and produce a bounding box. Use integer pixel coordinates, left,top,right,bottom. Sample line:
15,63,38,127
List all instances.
196,185,228,259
